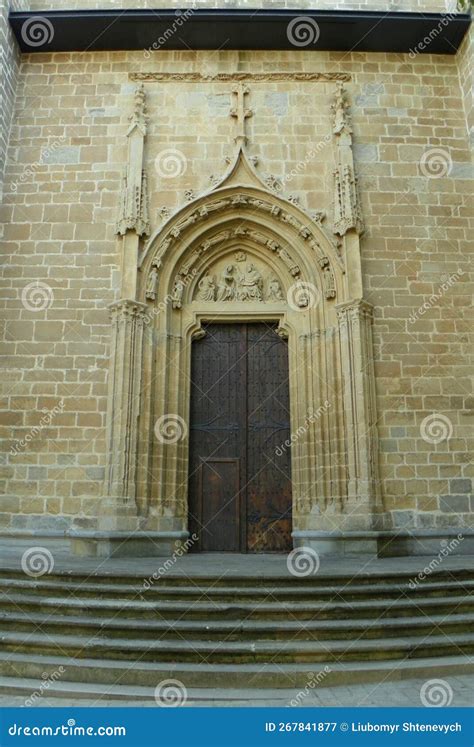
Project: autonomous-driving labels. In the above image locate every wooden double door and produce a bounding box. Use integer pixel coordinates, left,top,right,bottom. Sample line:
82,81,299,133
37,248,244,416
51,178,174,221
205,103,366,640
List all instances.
188,323,292,553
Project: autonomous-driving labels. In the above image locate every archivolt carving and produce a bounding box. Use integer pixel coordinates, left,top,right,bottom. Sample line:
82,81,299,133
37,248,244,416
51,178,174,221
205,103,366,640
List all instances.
141,190,343,279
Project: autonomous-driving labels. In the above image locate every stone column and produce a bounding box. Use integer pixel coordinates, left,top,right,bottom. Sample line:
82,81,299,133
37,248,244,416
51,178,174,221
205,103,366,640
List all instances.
336,299,380,518
103,299,148,514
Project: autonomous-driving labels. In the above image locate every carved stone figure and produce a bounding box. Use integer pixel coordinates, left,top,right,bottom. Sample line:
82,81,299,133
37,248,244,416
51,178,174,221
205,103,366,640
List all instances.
237,263,263,301
216,265,236,301
171,277,185,309
319,257,336,299
196,274,216,302
277,247,300,277
145,263,159,301
266,277,284,302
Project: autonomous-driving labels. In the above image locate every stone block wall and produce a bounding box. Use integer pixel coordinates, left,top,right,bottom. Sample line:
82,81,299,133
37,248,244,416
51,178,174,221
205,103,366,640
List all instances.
22,0,461,12
0,2,472,535
0,0,28,202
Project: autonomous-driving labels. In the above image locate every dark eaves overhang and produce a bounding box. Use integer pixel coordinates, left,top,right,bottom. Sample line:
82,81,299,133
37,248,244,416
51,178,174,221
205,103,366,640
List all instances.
9,9,471,55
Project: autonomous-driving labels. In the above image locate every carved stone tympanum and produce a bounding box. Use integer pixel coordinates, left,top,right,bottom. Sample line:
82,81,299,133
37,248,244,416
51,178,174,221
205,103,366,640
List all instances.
193,258,280,304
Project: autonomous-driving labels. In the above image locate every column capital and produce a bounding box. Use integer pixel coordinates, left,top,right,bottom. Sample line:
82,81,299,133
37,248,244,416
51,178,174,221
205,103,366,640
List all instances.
336,298,374,323
109,298,149,323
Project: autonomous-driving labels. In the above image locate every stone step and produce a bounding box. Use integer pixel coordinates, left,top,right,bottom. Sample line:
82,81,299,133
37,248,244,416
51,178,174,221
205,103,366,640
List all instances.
1,567,472,589
0,651,472,690
0,609,471,642
1,576,472,602
0,590,471,620
1,629,472,664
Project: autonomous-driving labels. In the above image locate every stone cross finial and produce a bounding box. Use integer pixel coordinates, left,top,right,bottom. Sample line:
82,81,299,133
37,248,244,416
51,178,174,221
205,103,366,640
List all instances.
332,82,352,138
230,83,252,145
128,84,148,136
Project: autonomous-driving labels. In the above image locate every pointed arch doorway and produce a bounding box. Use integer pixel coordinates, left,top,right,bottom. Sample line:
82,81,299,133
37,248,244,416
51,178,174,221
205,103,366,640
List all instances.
188,322,292,553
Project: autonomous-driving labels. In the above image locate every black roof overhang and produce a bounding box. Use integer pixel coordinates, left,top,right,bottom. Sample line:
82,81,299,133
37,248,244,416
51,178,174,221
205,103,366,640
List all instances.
8,9,471,54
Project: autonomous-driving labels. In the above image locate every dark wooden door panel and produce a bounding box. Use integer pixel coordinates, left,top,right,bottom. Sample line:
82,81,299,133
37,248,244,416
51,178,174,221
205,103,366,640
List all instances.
199,459,240,552
246,324,292,552
188,322,291,553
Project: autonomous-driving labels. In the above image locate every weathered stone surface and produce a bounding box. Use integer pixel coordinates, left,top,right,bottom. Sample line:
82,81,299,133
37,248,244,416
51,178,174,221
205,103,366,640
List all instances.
0,1,472,544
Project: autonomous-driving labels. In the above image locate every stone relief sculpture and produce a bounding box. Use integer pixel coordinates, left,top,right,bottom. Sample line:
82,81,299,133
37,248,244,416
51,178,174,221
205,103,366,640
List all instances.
192,261,288,305
237,263,263,301
266,277,284,301
216,265,236,301
197,274,216,301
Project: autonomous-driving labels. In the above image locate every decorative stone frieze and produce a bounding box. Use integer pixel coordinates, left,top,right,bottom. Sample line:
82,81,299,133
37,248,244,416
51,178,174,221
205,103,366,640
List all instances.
130,72,351,83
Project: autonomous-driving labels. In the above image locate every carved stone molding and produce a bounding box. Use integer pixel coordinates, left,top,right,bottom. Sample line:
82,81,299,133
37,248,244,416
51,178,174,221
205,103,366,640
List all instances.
130,72,351,83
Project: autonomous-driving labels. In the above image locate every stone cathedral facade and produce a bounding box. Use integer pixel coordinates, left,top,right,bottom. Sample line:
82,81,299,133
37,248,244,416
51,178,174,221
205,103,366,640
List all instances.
0,0,472,558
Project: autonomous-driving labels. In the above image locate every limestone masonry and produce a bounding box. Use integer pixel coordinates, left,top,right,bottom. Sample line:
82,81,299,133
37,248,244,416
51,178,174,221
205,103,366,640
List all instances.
0,0,472,556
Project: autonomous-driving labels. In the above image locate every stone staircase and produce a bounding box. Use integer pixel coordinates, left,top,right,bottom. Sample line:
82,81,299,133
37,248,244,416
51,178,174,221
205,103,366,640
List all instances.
0,567,473,700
